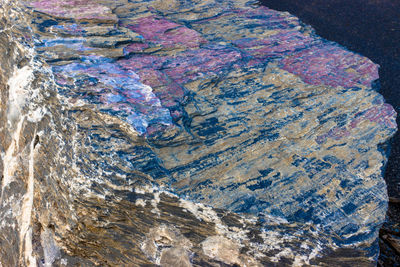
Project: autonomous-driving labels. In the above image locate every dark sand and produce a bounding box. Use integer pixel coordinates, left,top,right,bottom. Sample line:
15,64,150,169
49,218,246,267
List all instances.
259,0,400,265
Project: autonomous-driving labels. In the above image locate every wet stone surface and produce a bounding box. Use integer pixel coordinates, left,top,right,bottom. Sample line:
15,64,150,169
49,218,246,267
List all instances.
0,0,397,266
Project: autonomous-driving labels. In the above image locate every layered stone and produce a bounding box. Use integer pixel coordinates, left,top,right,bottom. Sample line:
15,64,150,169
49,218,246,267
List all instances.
0,0,396,265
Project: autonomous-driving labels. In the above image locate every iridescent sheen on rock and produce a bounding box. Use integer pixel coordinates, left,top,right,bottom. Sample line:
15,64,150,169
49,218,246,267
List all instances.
52,56,172,133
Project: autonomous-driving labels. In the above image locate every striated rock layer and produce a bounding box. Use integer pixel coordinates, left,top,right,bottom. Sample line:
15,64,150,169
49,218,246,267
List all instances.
0,0,397,266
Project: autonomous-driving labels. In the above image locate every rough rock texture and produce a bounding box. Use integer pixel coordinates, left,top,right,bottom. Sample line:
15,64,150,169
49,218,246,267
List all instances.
0,0,397,266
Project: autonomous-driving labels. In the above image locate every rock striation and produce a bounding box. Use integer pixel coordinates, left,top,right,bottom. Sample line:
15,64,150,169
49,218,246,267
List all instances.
0,0,397,266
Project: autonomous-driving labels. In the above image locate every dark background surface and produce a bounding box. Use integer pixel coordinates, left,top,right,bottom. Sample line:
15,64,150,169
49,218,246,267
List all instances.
259,0,400,265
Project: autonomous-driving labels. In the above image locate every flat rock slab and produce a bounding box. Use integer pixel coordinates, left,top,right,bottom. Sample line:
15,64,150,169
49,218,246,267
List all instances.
2,0,396,265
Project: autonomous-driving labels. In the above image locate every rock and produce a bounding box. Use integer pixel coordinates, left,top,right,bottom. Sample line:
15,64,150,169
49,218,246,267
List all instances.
0,0,397,266
29,0,119,23
201,236,241,265
381,234,400,256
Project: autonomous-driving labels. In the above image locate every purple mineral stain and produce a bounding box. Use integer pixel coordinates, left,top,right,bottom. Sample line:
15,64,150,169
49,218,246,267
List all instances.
281,44,379,88
233,30,317,59
316,127,351,145
124,42,149,54
123,15,207,49
350,104,397,129
161,46,242,84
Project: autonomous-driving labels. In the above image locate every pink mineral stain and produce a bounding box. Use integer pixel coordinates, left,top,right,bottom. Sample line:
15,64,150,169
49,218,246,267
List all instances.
124,42,149,54
233,30,317,59
162,47,242,84
318,103,396,144
281,44,379,88
119,46,242,85
118,55,164,71
124,15,207,49
350,103,397,129
135,69,185,108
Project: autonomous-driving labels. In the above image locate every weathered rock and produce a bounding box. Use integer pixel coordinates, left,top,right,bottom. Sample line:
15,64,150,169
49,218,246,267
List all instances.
29,0,119,23
0,0,397,266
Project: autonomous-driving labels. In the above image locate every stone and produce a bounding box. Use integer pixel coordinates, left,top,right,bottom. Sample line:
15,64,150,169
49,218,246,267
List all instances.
0,0,397,266
29,0,119,23
201,236,241,265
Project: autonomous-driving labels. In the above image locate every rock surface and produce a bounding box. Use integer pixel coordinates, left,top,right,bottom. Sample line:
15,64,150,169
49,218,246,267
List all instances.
0,0,397,266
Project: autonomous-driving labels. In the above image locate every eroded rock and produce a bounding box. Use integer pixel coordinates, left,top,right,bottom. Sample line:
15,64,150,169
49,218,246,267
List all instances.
0,0,397,266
